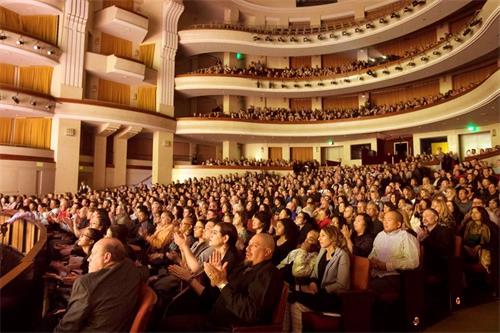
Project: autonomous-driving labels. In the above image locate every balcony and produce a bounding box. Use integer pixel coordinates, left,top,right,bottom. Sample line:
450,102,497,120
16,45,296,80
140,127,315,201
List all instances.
0,30,60,66
0,85,56,117
175,1,499,98
175,69,499,138
85,52,149,85
94,5,149,43
178,0,470,57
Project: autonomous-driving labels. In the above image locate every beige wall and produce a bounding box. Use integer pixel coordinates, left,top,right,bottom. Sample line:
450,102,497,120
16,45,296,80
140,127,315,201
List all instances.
172,166,291,183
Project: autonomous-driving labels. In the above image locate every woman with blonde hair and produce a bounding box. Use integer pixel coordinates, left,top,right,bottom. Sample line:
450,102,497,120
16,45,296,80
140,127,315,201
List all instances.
431,198,456,229
289,225,350,332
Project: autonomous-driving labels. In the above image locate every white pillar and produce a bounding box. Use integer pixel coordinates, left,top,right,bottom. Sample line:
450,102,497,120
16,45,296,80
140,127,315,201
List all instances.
152,131,173,185
52,118,81,193
158,0,184,116
93,123,120,189
56,0,89,99
113,126,142,187
222,141,239,160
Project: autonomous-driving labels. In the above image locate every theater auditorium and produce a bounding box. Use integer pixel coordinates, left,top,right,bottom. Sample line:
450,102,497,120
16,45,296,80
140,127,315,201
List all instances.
0,0,499,332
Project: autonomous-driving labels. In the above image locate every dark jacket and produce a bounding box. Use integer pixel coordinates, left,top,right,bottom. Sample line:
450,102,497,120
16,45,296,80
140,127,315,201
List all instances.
55,258,144,332
207,260,283,330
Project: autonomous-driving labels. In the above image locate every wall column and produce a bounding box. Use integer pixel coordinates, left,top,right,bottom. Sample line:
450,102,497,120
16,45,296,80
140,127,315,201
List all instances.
222,141,239,160
357,48,368,62
152,131,173,185
223,95,239,114
158,0,184,116
282,145,291,161
54,0,89,98
447,134,460,154
313,146,321,162
113,126,142,187
52,118,81,193
93,123,120,189
311,97,322,110
359,92,370,107
439,75,453,94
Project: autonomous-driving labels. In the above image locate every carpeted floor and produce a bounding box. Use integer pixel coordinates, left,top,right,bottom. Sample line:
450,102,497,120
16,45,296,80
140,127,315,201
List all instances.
425,300,500,332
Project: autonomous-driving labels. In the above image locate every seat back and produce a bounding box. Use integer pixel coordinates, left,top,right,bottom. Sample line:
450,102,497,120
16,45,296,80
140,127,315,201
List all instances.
130,284,158,333
272,282,289,325
351,255,370,290
454,236,462,258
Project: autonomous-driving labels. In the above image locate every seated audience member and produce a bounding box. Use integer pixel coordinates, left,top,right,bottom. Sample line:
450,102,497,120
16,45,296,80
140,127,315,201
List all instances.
289,225,351,332
251,211,271,235
200,233,283,331
232,211,250,250
368,210,420,296
461,206,491,267
367,201,384,235
273,218,299,265
416,208,453,281
105,224,137,261
295,212,317,245
278,229,320,287
55,238,145,332
341,213,375,257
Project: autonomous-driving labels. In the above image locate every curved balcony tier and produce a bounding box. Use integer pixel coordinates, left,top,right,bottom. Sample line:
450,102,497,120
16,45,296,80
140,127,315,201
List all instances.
0,0,62,15
175,69,499,138
178,0,470,57
0,29,60,66
175,2,498,98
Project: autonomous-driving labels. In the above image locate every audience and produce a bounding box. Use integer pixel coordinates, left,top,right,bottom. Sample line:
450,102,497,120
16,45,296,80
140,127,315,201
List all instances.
1,149,498,332
191,82,479,122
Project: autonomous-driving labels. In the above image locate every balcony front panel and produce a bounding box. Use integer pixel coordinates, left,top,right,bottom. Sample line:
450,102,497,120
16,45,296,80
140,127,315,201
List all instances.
0,85,56,117
179,0,470,57
175,69,499,138
176,1,499,98
94,5,149,43
0,30,60,66
85,52,146,85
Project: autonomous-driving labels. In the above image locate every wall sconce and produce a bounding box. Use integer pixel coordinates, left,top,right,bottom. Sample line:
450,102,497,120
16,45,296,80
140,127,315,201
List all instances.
344,78,351,83
367,70,377,77
303,36,311,42
407,61,416,67
454,36,463,42
354,27,363,33
290,36,298,42
162,140,172,147
432,50,441,56
366,23,375,29
253,35,261,41
329,33,338,39
317,82,324,86
30,99,37,106
46,104,53,110
395,66,403,71
462,28,472,36
391,12,400,19
16,37,24,45
66,128,76,136
404,6,413,12
358,76,365,81
0,32,6,40
33,43,41,50
47,49,55,55
443,44,453,50
317,34,325,40
379,18,388,24
331,80,337,85
11,95,19,104
265,35,274,41
420,56,429,62
342,30,350,36
382,69,390,75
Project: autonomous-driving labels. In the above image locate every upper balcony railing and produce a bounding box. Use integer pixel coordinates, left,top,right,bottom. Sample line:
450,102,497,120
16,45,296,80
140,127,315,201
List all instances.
178,0,472,56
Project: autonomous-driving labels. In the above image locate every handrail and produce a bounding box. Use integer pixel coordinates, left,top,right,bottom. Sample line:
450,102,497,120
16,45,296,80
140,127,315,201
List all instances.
464,149,500,162
174,165,293,171
0,214,47,290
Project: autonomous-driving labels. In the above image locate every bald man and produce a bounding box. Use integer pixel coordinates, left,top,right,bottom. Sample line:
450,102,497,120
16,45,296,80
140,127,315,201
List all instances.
204,233,284,330
55,238,145,332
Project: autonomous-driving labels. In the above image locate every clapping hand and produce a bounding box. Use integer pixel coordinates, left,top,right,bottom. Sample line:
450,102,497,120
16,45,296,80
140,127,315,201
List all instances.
204,250,228,287
341,224,352,240
168,264,192,282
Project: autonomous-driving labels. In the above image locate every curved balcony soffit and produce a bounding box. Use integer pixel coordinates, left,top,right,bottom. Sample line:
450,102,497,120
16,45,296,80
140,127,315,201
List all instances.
0,0,62,15
175,2,499,98
0,86,56,118
175,69,500,138
54,100,177,133
178,0,472,56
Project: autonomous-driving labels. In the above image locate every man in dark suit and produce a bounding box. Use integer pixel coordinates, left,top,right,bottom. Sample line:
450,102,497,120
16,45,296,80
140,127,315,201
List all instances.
204,233,283,330
55,238,145,332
